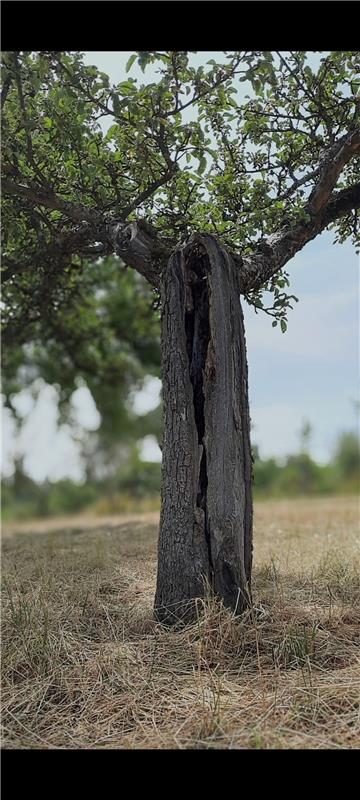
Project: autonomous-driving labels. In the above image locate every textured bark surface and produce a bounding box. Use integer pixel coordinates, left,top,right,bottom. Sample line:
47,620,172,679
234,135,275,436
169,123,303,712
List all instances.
155,234,252,624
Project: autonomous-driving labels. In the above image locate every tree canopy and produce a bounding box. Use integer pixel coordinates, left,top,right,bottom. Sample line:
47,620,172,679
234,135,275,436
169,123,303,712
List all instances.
2,50,359,409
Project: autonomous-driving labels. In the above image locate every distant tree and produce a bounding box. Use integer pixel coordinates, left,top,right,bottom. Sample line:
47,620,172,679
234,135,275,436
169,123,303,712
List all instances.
2,254,162,479
333,432,360,486
2,51,359,622
299,419,312,454
279,453,323,496
253,455,281,495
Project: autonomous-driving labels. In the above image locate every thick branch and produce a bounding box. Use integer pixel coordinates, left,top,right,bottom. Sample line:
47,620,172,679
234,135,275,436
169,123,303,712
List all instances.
306,130,360,215
113,221,169,289
238,130,360,293
2,177,104,226
2,174,170,287
1,74,13,109
238,182,360,293
1,200,169,288
1,224,105,283
323,182,360,226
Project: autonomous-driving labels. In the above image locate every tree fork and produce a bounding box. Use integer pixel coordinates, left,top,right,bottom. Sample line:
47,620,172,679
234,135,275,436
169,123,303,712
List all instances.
155,234,253,624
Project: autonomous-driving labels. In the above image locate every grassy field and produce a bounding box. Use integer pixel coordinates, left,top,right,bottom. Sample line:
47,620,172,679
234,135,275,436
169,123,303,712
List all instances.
1,496,359,749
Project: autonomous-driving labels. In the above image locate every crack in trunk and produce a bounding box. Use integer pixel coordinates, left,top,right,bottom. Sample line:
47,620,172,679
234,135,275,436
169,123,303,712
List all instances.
184,246,213,579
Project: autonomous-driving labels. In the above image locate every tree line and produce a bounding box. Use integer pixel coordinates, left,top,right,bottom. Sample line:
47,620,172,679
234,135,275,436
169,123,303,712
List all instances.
3,429,358,521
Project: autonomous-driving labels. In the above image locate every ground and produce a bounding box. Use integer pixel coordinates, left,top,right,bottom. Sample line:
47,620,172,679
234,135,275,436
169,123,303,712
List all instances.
2,496,359,749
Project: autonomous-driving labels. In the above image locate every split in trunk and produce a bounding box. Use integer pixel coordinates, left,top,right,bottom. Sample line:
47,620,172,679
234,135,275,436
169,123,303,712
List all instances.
155,234,253,624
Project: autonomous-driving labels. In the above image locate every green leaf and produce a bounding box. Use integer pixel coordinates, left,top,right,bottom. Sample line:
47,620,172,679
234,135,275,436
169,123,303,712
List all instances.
272,320,277,327
280,319,287,333
112,93,123,116
198,156,207,175
253,79,262,96
117,80,137,96
126,54,137,74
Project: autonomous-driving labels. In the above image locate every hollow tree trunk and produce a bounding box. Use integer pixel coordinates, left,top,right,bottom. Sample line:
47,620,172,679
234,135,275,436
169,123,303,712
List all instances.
155,234,252,624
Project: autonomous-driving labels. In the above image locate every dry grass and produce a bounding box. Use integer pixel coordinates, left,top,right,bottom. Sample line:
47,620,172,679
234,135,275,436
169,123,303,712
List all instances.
1,496,359,749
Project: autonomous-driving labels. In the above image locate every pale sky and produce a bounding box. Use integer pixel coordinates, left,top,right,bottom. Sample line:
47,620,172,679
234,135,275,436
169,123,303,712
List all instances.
1,52,359,481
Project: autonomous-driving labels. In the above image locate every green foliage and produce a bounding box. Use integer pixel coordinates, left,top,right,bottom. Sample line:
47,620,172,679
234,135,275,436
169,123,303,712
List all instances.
252,430,360,499
1,447,161,520
2,256,161,463
1,51,359,476
333,432,360,490
253,453,334,498
252,457,282,494
3,430,359,521
1,469,99,520
274,454,333,497
109,448,161,499
2,255,160,397
2,50,359,340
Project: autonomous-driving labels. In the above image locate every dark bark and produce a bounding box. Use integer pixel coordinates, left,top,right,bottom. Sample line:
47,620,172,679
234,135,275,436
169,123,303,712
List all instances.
113,220,168,290
155,234,252,624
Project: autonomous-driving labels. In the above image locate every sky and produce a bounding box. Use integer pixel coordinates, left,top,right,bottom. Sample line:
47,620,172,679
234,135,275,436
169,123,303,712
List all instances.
1,52,359,481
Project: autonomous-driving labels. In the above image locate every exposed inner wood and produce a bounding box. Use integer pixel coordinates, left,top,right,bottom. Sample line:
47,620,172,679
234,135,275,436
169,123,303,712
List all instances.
184,245,212,578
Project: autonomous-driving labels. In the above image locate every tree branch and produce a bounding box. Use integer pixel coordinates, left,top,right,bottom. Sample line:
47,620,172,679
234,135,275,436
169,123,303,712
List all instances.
306,130,360,215
2,177,104,226
1,224,107,283
238,130,360,293
113,221,169,289
2,174,171,287
238,183,360,294
1,74,13,109
119,167,176,219
322,182,360,226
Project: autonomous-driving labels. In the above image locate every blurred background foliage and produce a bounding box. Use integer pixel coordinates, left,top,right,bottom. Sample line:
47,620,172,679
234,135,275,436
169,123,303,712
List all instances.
2,427,359,522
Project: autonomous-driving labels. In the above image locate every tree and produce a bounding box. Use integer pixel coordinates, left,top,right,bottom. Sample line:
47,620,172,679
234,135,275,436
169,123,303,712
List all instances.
299,419,312,454
333,431,360,487
2,50,359,622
